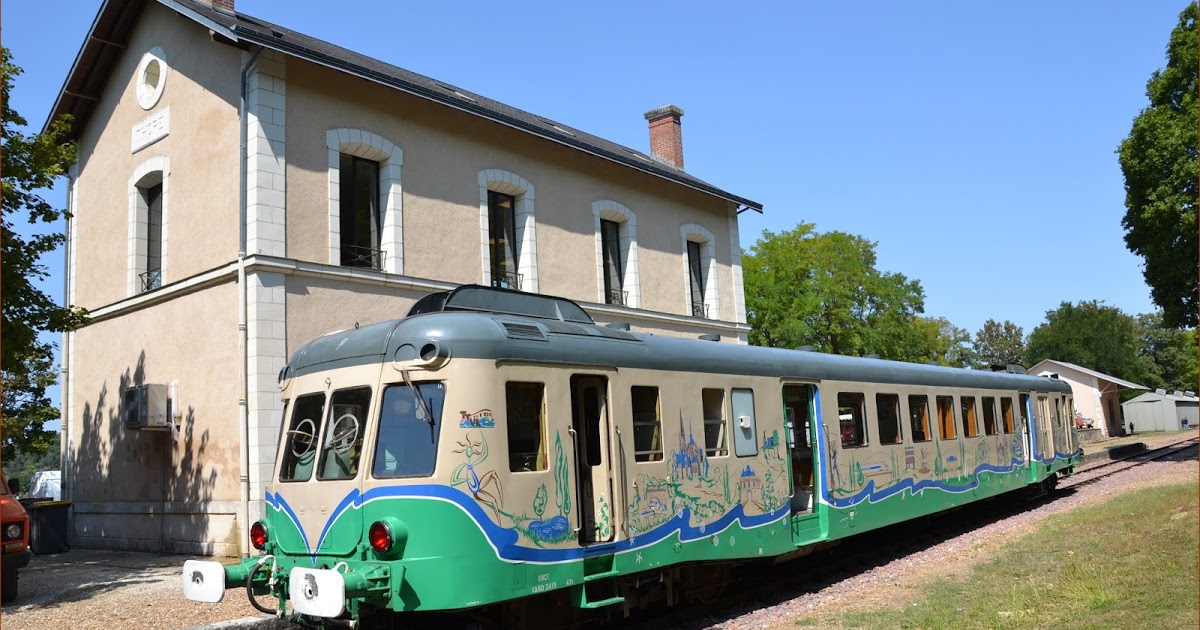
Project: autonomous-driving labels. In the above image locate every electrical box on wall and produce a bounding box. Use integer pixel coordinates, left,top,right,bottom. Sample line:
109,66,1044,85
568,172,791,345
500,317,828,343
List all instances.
123,384,170,430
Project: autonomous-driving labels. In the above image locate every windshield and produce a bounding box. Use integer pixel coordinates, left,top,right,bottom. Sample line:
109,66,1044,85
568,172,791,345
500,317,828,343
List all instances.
373,382,445,478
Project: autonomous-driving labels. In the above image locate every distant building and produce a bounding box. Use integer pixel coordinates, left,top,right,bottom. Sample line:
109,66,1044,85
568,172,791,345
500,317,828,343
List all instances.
1121,390,1199,433
1027,360,1147,438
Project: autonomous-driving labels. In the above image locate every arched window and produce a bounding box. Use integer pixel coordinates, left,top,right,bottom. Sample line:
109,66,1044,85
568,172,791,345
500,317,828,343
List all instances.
326,128,403,273
128,156,170,295
592,200,640,307
680,223,718,319
478,169,537,292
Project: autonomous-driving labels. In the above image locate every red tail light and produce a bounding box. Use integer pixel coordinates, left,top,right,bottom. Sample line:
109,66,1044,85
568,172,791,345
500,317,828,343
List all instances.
368,521,392,553
250,521,268,550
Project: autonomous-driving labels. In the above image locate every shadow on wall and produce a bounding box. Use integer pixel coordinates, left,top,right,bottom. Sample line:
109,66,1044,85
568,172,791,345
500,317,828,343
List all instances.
72,351,221,556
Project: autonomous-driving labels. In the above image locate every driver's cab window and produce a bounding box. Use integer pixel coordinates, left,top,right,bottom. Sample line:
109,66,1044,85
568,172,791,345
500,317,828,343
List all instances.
280,393,327,481
317,387,372,480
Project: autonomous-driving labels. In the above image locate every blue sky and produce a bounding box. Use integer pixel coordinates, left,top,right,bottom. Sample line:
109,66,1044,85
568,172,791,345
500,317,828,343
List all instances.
2,1,1183,361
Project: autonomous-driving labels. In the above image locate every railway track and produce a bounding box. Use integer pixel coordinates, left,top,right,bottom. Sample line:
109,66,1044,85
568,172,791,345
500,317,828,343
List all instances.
609,437,1199,630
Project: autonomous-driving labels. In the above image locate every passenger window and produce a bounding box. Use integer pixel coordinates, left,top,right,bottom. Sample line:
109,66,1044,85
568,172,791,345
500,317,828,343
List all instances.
876,394,902,445
1054,399,1063,427
280,393,326,482
982,397,998,435
837,392,867,447
960,396,978,438
732,388,758,457
372,381,446,478
908,395,931,442
318,387,372,480
632,386,663,462
702,388,728,457
1001,397,1015,433
507,382,547,472
937,395,956,440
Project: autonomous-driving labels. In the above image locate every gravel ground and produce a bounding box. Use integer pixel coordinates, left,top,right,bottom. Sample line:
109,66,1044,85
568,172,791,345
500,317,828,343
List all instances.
677,436,1199,630
1,434,1192,630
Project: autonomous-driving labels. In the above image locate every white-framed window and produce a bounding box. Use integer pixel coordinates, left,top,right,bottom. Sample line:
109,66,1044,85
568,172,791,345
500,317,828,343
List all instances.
135,47,168,110
592,200,640,308
326,128,403,274
128,156,170,296
680,223,718,319
478,169,537,292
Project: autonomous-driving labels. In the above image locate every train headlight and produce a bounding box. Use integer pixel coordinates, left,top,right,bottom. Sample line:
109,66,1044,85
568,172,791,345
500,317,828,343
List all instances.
368,521,392,553
4,523,21,540
249,521,269,550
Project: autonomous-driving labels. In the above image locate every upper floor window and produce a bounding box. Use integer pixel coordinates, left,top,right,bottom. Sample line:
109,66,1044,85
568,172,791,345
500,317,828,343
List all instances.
128,156,169,296
142,182,163,291
601,219,624,305
339,154,382,270
681,223,718,319
489,190,519,289
687,241,705,316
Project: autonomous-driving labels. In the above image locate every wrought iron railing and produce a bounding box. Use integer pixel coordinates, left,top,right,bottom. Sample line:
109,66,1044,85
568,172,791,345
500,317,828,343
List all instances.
605,288,628,306
342,244,385,271
691,300,709,318
140,269,162,292
491,269,522,290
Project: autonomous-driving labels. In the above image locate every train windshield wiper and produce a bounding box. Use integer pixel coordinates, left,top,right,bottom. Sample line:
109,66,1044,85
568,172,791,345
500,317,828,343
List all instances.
401,369,435,426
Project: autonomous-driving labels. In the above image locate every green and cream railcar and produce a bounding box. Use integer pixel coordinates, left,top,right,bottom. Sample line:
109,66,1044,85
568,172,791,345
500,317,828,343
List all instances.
182,286,1079,625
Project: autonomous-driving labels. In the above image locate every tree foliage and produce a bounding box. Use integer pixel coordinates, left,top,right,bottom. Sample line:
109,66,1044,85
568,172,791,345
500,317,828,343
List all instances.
1,48,86,460
913,316,976,367
1135,311,1198,393
742,223,928,361
1117,2,1198,327
1,433,60,490
1024,301,1146,385
973,319,1026,368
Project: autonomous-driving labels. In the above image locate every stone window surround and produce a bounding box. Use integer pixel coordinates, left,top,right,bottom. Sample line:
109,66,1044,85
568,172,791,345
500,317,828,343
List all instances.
592,199,640,308
680,222,719,320
478,169,537,293
127,155,170,296
326,128,403,274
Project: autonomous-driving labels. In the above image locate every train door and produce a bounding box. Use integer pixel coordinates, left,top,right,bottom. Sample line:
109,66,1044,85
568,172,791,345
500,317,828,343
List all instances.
1035,395,1053,461
1019,393,1034,475
782,384,816,513
569,375,616,544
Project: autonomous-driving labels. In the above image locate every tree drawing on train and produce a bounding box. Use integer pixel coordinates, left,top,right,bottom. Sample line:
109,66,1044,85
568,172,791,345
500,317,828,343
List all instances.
995,437,1008,466
975,440,990,467
554,432,571,517
918,446,931,475
451,431,504,519
760,468,782,512
501,433,574,546
761,429,782,460
933,440,946,478
597,495,612,539
533,483,548,519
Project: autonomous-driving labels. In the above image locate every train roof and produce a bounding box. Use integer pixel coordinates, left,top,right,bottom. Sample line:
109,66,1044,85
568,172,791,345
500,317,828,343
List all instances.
284,287,1071,394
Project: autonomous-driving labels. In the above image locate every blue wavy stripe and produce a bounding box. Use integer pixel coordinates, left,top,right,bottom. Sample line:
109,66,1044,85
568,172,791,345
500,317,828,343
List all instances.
267,484,788,564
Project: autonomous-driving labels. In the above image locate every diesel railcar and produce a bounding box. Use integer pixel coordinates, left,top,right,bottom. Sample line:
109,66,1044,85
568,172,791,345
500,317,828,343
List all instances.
182,285,1080,626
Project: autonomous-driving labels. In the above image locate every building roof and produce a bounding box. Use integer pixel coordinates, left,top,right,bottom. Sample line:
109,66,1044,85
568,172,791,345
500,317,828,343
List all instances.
47,0,762,211
1029,359,1148,391
1123,391,1199,405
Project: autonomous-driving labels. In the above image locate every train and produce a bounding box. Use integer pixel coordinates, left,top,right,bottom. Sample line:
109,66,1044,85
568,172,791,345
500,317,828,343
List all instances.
182,285,1081,627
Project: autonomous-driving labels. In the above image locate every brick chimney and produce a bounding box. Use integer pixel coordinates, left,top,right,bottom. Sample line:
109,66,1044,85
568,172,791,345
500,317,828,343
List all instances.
203,0,235,13
644,105,685,170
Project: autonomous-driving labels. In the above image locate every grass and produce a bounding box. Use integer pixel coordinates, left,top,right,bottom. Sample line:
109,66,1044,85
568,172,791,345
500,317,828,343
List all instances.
806,479,1199,630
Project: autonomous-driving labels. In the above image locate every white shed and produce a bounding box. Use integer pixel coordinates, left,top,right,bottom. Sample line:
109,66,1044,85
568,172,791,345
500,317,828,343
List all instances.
1121,390,1200,432
1027,360,1148,438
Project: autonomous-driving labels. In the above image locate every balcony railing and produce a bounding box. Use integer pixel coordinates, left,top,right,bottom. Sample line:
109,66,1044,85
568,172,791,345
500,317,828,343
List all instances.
491,269,522,290
140,269,162,292
691,300,709,318
605,288,628,307
342,244,385,271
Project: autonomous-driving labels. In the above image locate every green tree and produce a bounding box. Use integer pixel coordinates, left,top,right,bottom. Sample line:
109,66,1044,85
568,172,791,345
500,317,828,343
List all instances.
1,433,61,490
973,319,1026,368
742,223,927,360
1117,2,1198,327
1,49,86,460
1135,311,1199,393
1024,301,1146,385
913,316,976,367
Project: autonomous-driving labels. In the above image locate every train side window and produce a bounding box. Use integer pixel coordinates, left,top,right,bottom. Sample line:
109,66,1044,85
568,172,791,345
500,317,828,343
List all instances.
981,397,998,435
507,382,547,472
1053,398,1063,427
837,392,867,448
632,386,664,462
875,394,902,444
732,387,758,457
280,393,327,482
908,395,932,442
372,381,446,478
936,395,956,440
702,388,728,457
318,387,372,480
1001,397,1015,433
1019,393,1031,432
960,396,978,438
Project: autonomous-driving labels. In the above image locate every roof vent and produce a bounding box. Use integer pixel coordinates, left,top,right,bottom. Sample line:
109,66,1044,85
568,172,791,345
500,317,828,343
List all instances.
698,333,720,342
606,322,630,331
1173,390,1184,397
1047,373,1060,380
502,322,546,341
796,345,815,352
1006,364,1027,374
1156,388,1167,395
1186,391,1195,398
864,353,880,359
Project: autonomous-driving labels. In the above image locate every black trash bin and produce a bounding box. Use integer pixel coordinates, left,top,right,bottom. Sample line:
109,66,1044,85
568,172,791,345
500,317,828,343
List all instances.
26,500,71,555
